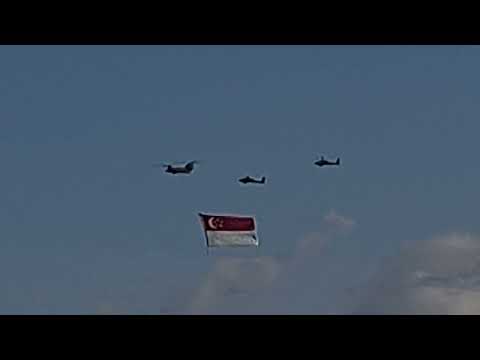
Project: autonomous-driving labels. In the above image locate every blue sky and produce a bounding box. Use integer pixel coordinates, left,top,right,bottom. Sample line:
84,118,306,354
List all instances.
1,45,480,313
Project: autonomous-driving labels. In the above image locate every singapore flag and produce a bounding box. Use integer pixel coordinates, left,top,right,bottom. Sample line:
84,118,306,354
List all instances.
198,213,259,247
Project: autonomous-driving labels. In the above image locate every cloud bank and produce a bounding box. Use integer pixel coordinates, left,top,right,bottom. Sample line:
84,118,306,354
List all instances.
187,208,480,314
355,233,480,314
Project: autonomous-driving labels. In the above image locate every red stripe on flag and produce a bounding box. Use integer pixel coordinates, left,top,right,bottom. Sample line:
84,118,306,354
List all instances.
199,214,255,232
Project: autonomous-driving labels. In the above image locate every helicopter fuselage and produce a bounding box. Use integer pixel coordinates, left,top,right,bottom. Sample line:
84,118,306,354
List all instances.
315,158,340,167
166,166,192,174
239,176,265,184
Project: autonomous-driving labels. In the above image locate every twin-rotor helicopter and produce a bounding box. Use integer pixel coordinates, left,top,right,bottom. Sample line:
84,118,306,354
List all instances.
152,160,199,175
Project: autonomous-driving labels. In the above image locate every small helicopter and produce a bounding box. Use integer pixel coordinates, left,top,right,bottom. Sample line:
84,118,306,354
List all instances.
314,156,340,167
238,176,266,185
153,160,199,175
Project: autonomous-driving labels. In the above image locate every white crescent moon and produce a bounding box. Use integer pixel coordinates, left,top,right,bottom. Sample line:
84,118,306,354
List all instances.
208,217,217,229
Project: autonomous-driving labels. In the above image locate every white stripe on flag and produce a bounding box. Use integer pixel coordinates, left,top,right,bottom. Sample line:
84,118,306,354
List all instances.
205,230,258,247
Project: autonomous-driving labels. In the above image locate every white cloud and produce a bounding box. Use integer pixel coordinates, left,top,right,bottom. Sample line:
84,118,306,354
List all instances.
293,211,355,264
187,256,281,314
355,233,480,314
323,210,356,232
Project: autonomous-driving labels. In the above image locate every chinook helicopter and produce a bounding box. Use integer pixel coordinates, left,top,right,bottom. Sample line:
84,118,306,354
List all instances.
152,160,199,175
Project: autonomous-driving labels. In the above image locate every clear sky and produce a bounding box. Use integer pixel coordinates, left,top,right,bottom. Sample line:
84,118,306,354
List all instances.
1,45,480,314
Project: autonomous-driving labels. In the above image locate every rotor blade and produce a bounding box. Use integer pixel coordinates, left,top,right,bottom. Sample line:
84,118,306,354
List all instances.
152,163,168,168
185,160,201,167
